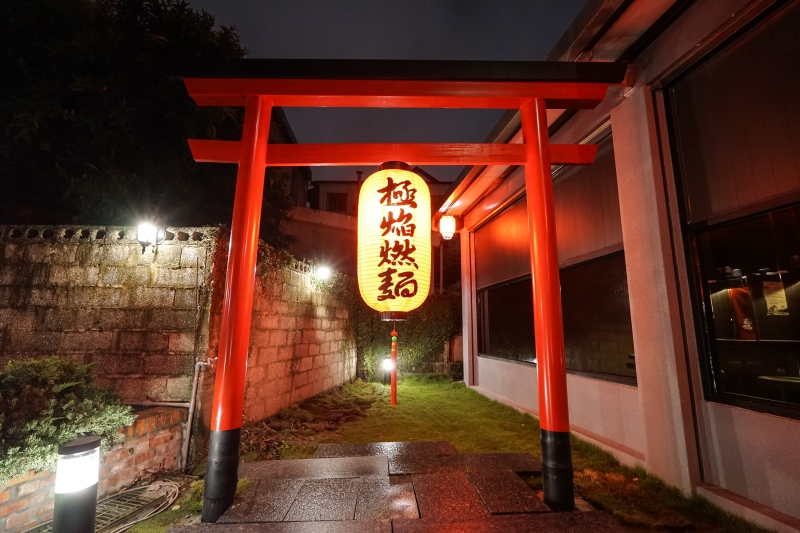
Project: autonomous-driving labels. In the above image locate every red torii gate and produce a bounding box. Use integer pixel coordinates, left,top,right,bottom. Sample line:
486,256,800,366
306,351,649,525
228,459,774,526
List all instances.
181,59,626,522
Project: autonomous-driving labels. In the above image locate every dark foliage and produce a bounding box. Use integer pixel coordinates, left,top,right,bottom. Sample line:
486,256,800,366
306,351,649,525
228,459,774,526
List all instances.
1,0,293,248
0,357,135,484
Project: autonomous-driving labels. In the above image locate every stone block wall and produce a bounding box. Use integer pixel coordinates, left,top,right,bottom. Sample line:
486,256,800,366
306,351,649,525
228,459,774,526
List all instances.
0,224,356,466
242,267,356,423
0,225,218,402
196,258,356,439
0,406,186,533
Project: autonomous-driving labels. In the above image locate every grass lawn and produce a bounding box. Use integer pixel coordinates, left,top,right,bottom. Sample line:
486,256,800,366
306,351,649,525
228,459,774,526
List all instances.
132,375,774,532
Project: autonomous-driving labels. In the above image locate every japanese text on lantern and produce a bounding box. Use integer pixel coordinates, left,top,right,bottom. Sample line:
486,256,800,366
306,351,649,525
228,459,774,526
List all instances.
376,177,418,301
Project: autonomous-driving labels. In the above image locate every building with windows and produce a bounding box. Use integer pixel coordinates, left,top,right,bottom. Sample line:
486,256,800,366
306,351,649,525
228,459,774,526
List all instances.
310,167,452,216
440,1,800,530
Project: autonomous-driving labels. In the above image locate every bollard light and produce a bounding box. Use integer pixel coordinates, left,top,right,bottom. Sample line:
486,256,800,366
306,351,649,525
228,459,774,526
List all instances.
382,357,393,385
53,436,101,533
439,215,456,240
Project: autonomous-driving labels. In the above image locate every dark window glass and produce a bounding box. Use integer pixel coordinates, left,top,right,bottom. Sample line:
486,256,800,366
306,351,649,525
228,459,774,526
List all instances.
477,252,636,380
669,2,800,223
695,205,800,407
477,277,535,363
327,192,348,214
561,252,636,380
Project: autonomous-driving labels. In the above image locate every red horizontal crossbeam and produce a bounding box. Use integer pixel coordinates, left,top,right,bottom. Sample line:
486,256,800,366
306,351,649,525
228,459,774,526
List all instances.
187,140,598,167
184,78,609,109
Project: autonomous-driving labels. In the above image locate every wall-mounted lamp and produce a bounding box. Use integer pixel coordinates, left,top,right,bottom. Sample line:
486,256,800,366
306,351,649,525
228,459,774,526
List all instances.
137,222,166,253
315,266,332,281
439,215,457,240
53,435,101,533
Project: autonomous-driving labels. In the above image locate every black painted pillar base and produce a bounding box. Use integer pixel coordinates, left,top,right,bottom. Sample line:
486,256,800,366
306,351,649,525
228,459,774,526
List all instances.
540,429,574,511
53,483,97,533
202,428,241,523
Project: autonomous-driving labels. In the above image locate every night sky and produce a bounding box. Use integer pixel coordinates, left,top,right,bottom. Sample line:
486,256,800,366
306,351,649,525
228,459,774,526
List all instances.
187,0,586,182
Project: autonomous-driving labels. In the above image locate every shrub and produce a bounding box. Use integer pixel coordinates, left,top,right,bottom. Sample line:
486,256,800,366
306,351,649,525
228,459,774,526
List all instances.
0,357,135,484
324,274,462,380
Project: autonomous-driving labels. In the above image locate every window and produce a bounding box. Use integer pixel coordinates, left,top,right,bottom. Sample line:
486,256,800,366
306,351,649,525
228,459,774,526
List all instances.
477,253,636,380
669,1,800,415
561,252,636,380
327,192,349,214
694,205,800,407
478,277,535,363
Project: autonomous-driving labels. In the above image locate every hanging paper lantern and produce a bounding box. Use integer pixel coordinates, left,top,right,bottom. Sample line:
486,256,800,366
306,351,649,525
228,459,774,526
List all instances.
357,162,431,320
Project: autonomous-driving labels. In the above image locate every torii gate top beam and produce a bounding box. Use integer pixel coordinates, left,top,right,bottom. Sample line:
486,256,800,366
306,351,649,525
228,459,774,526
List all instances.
181,59,626,167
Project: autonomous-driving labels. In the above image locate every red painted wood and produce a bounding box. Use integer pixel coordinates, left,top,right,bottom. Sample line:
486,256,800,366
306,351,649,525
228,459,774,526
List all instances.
521,98,570,434
188,140,597,167
391,330,398,407
184,78,609,109
210,95,273,432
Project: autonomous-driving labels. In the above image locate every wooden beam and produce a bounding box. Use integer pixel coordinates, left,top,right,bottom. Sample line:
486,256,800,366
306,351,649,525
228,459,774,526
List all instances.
188,140,598,167
184,78,610,110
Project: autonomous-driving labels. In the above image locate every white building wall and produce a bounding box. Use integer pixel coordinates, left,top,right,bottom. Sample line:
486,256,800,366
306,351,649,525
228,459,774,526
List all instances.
472,356,645,467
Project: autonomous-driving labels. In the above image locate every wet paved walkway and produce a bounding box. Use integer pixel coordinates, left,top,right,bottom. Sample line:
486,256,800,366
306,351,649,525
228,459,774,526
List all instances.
169,441,626,532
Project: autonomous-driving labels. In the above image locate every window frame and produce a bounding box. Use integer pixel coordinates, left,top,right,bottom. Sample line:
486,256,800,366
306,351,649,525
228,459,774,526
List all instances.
664,0,800,420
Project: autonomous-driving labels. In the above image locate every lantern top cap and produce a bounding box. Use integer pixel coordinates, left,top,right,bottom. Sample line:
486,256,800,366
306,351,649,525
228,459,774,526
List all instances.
379,161,412,171
58,435,101,455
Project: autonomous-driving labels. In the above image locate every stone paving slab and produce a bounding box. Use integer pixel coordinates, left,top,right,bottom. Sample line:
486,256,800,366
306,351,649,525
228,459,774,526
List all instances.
168,520,391,532
284,478,362,521
220,479,305,523
354,475,419,521
314,441,457,460
411,472,489,520
466,470,551,514
238,456,388,479
460,453,541,474
314,441,458,475
392,511,628,532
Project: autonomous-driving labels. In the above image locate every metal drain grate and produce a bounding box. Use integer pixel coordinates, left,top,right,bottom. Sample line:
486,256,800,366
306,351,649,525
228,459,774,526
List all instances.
26,487,164,533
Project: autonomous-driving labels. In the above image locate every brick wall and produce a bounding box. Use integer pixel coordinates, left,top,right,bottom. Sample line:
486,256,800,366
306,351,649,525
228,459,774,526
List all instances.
0,225,218,402
0,407,186,533
195,256,356,445
0,224,356,468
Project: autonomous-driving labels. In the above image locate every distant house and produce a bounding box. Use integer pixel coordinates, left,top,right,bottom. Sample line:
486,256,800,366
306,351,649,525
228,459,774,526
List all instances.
308,167,452,216
269,107,312,208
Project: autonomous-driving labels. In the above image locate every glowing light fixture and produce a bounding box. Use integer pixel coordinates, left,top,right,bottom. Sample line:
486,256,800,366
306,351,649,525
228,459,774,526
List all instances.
382,358,394,371
136,222,165,253
316,266,331,281
439,215,456,240
53,436,101,533
357,162,431,321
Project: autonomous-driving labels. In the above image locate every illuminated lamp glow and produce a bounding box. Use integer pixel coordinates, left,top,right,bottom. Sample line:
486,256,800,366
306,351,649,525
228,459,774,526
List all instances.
316,266,332,280
55,436,101,494
357,164,431,316
439,215,456,240
137,223,159,246
382,358,394,371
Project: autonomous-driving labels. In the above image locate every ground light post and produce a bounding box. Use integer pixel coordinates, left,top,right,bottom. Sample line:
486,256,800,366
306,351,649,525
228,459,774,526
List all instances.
180,59,624,520
53,436,101,533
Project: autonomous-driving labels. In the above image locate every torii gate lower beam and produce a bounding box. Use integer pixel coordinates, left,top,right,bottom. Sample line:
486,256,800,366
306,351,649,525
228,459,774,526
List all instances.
181,60,627,522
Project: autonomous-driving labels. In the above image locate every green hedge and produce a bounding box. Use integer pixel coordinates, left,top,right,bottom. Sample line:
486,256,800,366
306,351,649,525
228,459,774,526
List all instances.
319,274,462,381
0,357,135,485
